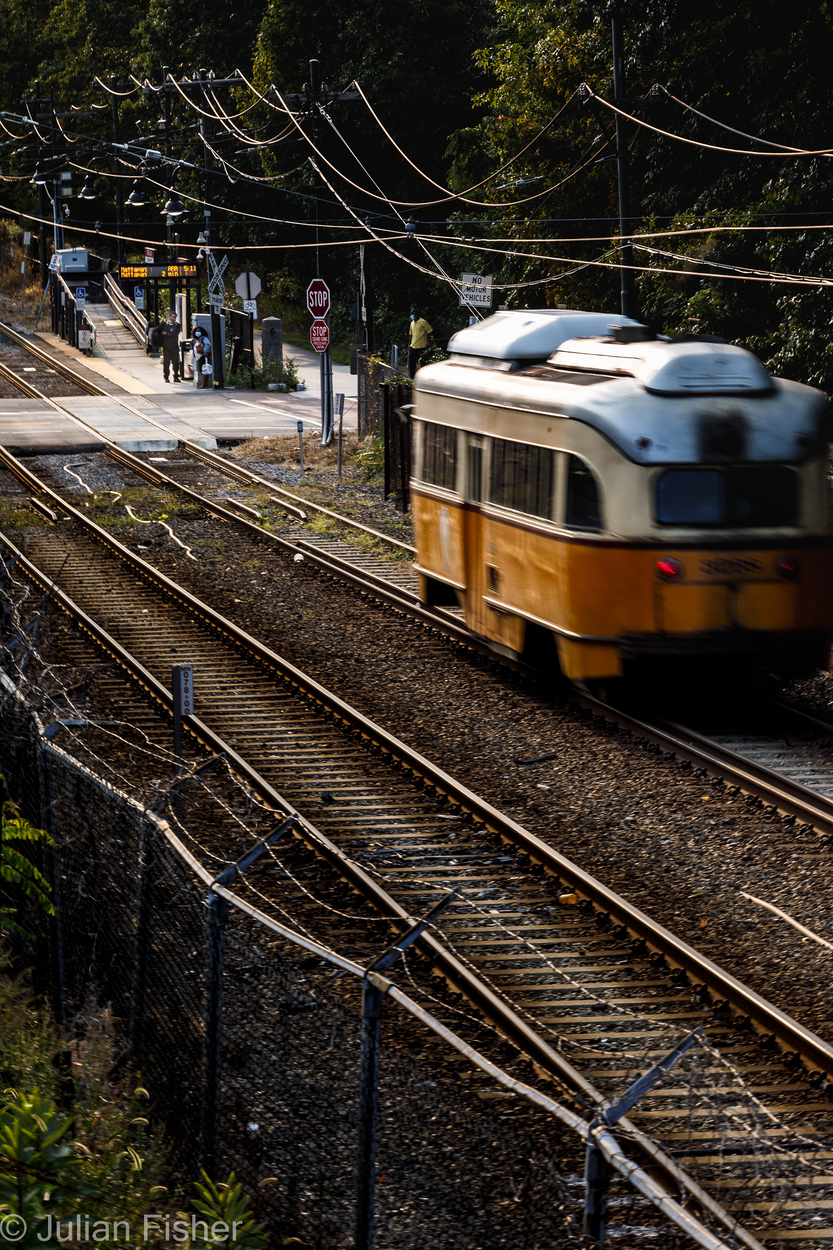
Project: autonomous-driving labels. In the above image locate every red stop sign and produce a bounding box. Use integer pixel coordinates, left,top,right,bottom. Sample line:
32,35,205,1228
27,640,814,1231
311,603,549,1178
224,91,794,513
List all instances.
306,278,331,319
310,319,330,353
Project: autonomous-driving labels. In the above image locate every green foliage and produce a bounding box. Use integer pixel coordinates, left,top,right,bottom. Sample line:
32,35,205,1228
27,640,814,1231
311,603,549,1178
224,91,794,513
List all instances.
229,355,300,392
451,0,833,390
0,1089,89,1248
0,775,54,941
186,1171,268,1249
355,436,384,481
0,974,169,1239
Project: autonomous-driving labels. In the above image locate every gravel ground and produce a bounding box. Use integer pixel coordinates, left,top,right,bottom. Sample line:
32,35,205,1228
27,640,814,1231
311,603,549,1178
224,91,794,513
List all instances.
4,449,833,1051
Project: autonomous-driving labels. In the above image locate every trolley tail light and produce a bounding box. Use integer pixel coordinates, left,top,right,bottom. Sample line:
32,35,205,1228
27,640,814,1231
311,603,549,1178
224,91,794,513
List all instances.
777,556,799,581
656,557,684,582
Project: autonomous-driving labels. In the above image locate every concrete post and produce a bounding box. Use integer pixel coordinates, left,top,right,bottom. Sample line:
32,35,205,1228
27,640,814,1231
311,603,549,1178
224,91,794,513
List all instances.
262,317,283,366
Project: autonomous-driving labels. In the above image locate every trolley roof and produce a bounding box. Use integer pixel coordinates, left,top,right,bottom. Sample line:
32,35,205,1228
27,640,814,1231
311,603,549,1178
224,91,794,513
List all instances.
417,312,827,465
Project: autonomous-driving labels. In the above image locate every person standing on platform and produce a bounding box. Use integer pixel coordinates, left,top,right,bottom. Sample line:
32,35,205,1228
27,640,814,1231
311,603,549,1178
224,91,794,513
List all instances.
408,307,433,378
193,327,212,389
161,308,181,383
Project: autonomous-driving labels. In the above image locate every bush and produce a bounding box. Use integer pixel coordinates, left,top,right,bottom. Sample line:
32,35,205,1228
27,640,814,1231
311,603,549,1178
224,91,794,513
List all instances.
229,355,299,392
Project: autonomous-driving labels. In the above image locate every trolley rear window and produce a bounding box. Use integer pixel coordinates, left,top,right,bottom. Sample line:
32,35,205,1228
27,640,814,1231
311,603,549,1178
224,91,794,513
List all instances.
656,467,798,527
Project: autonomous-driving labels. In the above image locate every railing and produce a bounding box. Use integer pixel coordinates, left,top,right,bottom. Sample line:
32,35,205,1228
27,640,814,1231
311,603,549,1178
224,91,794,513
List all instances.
104,272,148,348
50,272,95,353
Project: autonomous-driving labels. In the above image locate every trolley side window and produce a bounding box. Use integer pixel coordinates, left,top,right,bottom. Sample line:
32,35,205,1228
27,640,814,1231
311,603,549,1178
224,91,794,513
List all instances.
565,455,603,530
656,467,798,526
420,422,458,491
489,439,555,520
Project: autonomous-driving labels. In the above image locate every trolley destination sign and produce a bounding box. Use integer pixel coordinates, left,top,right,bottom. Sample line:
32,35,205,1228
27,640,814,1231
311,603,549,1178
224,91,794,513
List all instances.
120,264,198,280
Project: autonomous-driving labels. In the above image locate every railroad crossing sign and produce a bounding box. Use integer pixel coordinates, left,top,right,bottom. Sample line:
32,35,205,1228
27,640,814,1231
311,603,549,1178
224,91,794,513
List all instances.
235,271,261,300
310,319,330,353
306,278,330,319
459,273,493,308
207,252,228,295
209,291,223,313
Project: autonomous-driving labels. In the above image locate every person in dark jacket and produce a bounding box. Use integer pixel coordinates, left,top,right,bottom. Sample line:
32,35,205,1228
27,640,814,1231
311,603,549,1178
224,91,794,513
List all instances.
161,309,181,382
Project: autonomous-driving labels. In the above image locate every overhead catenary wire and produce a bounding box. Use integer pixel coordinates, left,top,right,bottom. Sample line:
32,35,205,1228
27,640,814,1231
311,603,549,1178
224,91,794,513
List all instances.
663,85,824,154
584,84,833,158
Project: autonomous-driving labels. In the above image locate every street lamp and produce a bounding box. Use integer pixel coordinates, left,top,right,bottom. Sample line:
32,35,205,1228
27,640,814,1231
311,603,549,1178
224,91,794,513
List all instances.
162,195,185,218
79,177,96,200
126,180,148,208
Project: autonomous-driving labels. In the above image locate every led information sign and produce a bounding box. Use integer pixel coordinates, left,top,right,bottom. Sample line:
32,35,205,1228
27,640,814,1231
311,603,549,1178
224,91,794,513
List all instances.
120,264,198,279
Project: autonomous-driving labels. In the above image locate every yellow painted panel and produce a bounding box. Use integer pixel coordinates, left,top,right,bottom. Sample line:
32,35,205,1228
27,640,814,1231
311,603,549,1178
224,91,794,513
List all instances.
412,493,467,589
656,583,732,633
557,639,623,680
734,582,800,632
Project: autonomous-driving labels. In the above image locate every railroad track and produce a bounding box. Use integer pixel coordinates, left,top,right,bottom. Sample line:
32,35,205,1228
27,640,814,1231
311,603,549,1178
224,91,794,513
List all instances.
7,452,833,1245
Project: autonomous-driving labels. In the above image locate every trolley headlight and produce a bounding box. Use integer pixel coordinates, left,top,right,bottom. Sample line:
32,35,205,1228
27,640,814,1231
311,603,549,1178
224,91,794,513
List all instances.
776,555,799,581
655,557,684,582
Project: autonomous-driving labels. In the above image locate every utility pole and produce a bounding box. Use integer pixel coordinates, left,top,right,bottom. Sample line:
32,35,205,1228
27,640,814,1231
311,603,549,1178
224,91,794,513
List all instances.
110,78,125,266
611,13,637,320
282,64,360,444
29,83,49,286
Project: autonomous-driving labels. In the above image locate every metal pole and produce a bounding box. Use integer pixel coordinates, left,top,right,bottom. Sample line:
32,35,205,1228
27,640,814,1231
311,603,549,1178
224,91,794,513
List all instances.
309,59,321,278
133,819,155,1072
356,977,383,1250
612,13,637,320
336,392,344,475
199,69,213,248
297,420,305,477
354,891,459,1250
171,664,192,823
204,889,227,1180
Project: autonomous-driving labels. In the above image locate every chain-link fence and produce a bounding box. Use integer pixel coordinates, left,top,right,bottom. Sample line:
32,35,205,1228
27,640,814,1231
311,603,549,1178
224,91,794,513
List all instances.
3,667,766,1250
0,686,604,1248
357,354,407,441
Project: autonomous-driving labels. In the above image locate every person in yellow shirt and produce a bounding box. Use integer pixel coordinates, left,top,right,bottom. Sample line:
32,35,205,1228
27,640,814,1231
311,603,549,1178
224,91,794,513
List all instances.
408,307,433,377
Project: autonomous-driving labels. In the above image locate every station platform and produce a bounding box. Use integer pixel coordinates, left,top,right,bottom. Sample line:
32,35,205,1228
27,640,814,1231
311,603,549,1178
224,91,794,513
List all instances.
0,301,359,456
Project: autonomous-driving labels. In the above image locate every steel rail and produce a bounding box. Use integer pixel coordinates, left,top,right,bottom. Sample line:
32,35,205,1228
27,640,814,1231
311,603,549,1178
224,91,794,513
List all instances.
0,525,764,1250
0,319,105,397
3,438,833,1087
0,316,415,554
178,437,416,553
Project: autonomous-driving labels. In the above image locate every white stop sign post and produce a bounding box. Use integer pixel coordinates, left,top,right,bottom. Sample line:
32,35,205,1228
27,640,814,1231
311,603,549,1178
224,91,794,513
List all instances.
307,279,334,446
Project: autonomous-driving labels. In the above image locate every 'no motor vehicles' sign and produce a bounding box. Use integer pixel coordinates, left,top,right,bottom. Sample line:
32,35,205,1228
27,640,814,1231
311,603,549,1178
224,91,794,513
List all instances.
310,319,330,353
307,278,331,319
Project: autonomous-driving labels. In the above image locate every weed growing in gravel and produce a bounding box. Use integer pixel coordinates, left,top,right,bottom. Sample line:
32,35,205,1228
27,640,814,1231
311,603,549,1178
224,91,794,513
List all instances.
355,436,383,481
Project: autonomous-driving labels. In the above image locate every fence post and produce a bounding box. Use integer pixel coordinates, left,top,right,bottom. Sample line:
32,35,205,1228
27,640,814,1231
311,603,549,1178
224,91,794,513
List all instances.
355,891,458,1250
36,745,65,1026
133,818,155,1073
204,889,228,1180
356,977,384,1250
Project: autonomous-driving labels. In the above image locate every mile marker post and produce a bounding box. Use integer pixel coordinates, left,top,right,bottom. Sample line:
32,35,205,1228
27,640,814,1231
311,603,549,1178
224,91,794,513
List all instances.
297,420,305,478
171,664,193,824
335,392,344,476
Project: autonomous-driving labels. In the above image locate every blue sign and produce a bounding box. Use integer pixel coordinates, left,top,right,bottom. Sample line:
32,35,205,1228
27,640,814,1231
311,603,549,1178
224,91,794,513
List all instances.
134,286,145,310
75,286,86,307
297,421,304,433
